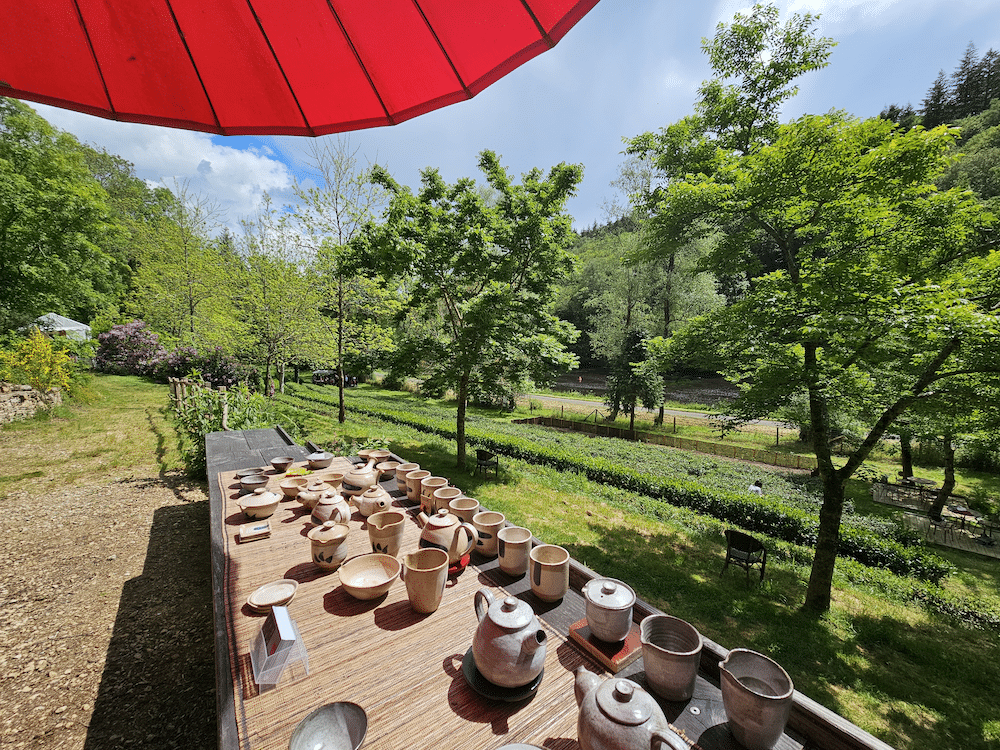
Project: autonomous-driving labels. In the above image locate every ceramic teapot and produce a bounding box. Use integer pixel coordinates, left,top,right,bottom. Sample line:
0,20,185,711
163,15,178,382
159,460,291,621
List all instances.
574,667,688,750
340,458,379,496
310,492,352,525
417,509,476,565
297,480,332,510
472,589,547,688
352,485,392,517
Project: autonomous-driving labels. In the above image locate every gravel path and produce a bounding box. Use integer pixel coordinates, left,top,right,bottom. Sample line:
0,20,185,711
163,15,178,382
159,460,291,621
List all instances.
0,381,216,749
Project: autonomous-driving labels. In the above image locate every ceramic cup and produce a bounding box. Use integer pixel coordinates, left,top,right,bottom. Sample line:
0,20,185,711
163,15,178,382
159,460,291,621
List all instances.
529,544,570,602
472,511,505,558
640,614,703,701
497,526,532,577
432,485,463,513
405,470,431,504
395,463,420,494
325,471,345,492
419,476,449,514
401,548,449,614
448,496,480,524
367,510,406,557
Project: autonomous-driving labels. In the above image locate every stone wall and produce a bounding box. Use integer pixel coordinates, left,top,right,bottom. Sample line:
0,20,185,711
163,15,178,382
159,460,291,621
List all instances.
0,383,62,425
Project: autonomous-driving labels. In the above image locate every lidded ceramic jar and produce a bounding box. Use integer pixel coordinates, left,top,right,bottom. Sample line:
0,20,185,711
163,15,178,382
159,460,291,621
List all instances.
307,521,350,571
582,577,635,642
472,589,547,688
237,488,281,519
306,451,334,469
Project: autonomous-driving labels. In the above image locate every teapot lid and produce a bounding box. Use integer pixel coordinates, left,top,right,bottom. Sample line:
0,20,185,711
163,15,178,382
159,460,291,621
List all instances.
583,577,635,611
426,508,457,528
488,596,534,630
308,520,348,543
596,679,657,726
315,492,344,505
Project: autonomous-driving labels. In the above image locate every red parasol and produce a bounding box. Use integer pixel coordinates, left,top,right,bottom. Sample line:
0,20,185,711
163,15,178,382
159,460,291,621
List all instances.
0,0,600,136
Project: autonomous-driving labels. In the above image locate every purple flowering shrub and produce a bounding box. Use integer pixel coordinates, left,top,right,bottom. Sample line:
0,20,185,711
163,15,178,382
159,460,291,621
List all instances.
150,346,257,388
95,321,167,376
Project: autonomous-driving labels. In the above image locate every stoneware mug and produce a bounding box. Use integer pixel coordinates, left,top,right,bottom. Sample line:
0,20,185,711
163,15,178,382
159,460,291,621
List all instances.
367,510,406,557
401,548,449,614
472,510,505,558
529,544,570,602
448,496,480,524
497,526,532,577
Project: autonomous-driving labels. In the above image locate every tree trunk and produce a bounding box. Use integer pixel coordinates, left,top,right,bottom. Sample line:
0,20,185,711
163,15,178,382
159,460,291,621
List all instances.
279,361,286,394
456,371,470,468
927,434,956,520
337,272,346,423
629,404,636,431
899,428,914,479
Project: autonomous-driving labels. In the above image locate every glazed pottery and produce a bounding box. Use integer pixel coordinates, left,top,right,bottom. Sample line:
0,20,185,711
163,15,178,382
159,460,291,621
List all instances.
574,667,687,750
341,458,379,496
640,615,703,702
376,460,400,480
417,509,477,566
306,451,334,469
324,471,345,492
239,473,269,493
719,649,794,750
310,492,352,525
401,548,449,614
338,553,400,600
448,496,480,524
297,481,332,510
405,469,431,504
367,510,406,556
497,526,532,577
270,456,296,473
307,521,350,571
236,466,268,480
529,544,570,602
432,485,463,513
419,476,449,514
472,589,547,688
237,488,281,519
357,448,375,462
247,579,298,612
353,485,391,517
288,702,367,750
368,449,392,463
395,463,420,494
279,476,309,498
472,511,505,558
582,577,635,643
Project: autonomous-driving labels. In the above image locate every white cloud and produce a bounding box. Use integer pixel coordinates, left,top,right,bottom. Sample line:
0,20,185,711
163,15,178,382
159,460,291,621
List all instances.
34,105,294,232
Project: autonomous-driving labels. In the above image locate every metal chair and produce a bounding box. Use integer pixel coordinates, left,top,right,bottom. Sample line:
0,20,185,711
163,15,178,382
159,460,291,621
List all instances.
722,529,767,583
926,516,957,543
475,449,499,478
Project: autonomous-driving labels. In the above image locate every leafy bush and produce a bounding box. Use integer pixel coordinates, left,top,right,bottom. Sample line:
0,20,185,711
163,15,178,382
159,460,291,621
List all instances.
95,320,167,376
150,346,256,388
0,329,76,393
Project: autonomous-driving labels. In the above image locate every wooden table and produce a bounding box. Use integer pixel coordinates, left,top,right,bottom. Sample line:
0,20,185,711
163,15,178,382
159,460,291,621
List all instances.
207,428,893,750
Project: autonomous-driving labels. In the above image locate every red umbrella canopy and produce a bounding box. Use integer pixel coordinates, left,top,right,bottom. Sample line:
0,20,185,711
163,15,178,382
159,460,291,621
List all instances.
1,0,600,136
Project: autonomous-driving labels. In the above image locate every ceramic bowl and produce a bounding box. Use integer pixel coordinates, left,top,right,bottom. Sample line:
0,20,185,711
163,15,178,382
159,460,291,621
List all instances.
376,460,400,479
307,451,335,469
270,456,296,473
247,578,298,612
279,476,310,498
236,466,268,480
368,449,392,463
339,554,400,600
239,474,269,493
288,702,367,750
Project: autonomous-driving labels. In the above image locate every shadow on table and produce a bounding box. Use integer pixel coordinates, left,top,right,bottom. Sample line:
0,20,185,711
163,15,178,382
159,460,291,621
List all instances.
84,501,216,750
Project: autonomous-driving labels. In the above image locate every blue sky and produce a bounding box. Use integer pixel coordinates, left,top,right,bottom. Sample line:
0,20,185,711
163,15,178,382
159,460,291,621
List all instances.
34,0,1000,234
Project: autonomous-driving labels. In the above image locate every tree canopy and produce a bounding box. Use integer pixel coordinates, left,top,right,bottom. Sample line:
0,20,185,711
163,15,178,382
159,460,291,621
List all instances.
628,4,1000,612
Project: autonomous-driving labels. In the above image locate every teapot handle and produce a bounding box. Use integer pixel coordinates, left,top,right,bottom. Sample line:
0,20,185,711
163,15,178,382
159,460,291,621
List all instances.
457,522,477,558
474,589,494,622
651,728,688,750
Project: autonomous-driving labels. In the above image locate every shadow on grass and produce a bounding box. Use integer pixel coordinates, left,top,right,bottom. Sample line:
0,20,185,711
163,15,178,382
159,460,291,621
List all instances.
84,500,216,750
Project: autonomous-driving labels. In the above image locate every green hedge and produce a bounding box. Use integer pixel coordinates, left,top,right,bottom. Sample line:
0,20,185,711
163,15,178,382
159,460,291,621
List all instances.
282,385,951,584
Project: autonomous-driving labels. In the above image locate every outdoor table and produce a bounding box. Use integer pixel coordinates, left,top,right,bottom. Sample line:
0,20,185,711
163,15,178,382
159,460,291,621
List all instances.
207,428,893,750
944,504,981,530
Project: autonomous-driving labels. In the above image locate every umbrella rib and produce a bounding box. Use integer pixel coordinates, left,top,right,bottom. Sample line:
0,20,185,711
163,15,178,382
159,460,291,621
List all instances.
162,0,225,134
243,0,315,136
68,0,116,118
518,0,557,49
410,0,473,100
323,0,395,126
